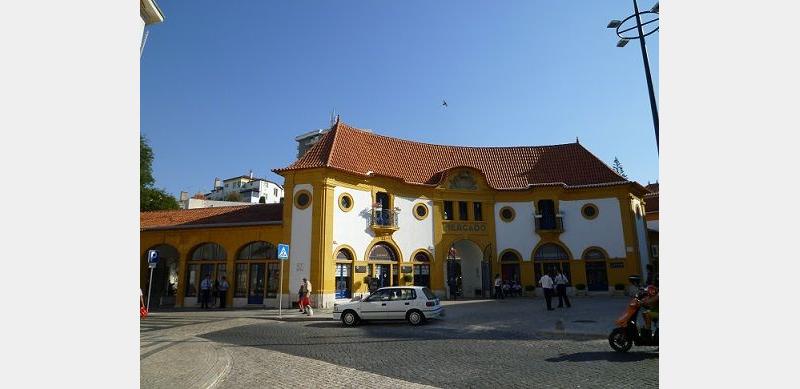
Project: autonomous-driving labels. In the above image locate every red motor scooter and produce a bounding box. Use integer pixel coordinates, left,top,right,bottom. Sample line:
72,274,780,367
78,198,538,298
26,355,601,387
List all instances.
608,276,658,352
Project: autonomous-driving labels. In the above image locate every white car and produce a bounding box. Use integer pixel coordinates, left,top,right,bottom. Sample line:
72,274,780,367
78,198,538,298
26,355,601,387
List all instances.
333,286,444,326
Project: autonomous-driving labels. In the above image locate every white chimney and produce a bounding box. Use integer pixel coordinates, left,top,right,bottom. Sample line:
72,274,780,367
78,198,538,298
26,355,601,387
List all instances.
249,170,254,179
179,191,189,201
214,177,222,189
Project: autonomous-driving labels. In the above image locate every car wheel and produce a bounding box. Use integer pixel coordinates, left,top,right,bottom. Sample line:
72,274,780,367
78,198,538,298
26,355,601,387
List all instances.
407,310,424,325
341,310,359,326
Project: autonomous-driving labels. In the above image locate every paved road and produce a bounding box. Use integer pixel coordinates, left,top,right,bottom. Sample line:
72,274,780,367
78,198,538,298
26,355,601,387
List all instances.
142,297,658,388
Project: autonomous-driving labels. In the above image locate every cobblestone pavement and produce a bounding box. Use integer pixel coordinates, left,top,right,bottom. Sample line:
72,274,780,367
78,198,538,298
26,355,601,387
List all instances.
142,297,658,388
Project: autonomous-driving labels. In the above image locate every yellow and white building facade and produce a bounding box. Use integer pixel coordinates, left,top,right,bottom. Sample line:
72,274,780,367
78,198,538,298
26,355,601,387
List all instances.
141,121,652,309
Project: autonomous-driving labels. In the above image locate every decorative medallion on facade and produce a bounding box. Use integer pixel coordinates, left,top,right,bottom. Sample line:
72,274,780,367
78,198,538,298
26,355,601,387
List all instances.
448,170,478,190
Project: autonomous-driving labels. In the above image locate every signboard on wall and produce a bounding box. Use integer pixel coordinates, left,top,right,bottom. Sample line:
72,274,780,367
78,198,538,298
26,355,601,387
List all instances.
610,262,625,269
401,266,413,274
354,266,367,273
442,222,488,234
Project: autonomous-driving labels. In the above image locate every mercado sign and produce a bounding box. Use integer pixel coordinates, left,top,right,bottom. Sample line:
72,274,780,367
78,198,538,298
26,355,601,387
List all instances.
442,222,488,234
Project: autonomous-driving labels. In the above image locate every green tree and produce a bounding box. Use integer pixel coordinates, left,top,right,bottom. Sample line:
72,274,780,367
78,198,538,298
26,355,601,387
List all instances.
141,135,179,211
612,157,628,179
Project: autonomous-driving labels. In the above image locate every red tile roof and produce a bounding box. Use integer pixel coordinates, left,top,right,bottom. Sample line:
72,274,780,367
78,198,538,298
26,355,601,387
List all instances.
644,193,659,213
645,182,659,193
276,121,641,191
141,204,283,230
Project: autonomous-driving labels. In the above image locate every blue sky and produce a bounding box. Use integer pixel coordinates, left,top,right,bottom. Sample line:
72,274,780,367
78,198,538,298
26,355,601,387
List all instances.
142,1,658,197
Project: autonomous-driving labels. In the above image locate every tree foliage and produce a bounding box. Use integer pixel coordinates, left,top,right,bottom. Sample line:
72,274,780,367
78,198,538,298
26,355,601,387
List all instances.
612,157,628,179
141,135,179,211
225,191,242,202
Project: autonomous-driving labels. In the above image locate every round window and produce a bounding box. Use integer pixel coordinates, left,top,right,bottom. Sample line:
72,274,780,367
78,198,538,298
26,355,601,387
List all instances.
338,193,353,212
581,204,598,220
499,206,515,222
414,203,429,220
294,190,311,209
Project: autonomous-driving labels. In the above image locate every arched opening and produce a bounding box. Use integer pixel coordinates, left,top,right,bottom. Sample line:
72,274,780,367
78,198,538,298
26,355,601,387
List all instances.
186,242,227,305
533,243,571,285
499,250,521,284
583,247,609,291
143,244,179,309
412,250,431,288
236,241,277,305
367,242,399,291
445,240,484,298
334,247,355,299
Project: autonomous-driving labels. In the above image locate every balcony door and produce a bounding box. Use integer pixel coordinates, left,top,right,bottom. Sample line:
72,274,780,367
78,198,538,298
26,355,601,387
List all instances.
537,200,556,230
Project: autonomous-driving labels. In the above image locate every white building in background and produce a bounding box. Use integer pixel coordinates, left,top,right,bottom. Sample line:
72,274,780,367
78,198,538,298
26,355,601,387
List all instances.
204,171,284,204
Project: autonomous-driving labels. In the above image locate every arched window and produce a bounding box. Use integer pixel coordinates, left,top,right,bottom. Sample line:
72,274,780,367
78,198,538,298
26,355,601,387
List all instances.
192,243,226,260
500,251,521,262
533,243,571,285
186,243,227,300
368,243,398,261
238,241,275,260
235,241,280,302
336,249,354,261
583,248,607,260
534,243,569,261
414,251,431,262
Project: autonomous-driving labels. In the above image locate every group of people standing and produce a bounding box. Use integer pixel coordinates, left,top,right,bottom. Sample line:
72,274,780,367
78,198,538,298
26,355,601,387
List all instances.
493,275,523,299
199,274,229,309
298,277,312,314
538,270,571,311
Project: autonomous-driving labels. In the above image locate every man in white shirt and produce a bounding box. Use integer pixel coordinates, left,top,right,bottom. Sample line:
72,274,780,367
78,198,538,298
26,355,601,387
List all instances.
555,270,571,308
539,271,555,311
494,274,504,299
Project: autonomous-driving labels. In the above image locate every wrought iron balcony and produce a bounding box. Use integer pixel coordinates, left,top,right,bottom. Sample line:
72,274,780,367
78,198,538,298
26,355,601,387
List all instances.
534,213,564,233
370,208,399,232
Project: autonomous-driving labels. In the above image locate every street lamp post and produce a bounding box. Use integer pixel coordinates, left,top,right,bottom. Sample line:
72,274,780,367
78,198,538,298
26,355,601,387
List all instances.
608,1,659,152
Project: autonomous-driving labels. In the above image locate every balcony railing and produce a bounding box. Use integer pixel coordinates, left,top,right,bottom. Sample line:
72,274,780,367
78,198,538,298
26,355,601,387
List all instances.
370,208,399,230
534,213,564,233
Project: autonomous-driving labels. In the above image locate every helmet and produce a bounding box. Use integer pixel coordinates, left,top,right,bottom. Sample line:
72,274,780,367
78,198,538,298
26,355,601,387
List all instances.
646,285,658,296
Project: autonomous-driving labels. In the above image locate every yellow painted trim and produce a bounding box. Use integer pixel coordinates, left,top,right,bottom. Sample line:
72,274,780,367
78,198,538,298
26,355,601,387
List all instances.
498,248,523,263
337,192,354,212
294,189,312,210
413,202,429,220
499,206,516,222
581,203,599,220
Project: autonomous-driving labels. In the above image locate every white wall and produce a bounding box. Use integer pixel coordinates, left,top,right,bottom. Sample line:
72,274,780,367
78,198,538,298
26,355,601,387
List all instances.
559,198,627,259
392,196,434,261
494,202,538,260
289,184,313,301
332,186,374,259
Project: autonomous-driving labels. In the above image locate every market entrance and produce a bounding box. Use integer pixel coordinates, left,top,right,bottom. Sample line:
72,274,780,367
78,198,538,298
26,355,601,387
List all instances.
445,240,485,298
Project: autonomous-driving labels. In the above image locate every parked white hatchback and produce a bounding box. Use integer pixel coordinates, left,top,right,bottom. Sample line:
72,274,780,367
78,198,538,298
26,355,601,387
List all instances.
333,286,444,326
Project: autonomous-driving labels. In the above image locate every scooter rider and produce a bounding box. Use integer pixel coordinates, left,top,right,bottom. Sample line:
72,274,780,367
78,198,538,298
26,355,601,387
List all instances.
640,285,659,338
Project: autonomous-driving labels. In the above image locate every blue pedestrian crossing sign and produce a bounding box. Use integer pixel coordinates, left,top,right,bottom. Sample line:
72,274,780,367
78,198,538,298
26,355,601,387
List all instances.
277,244,290,260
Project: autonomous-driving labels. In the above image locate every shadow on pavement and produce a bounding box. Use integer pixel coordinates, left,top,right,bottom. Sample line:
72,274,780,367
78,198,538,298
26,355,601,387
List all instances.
545,351,659,363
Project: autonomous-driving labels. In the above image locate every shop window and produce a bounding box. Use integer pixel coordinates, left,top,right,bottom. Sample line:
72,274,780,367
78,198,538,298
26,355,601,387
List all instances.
533,243,571,285
414,251,431,262
234,264,248,297
458,201,469,220
238,241,275,260
336,248,354,261
473,202,483,221
413,264,430,287
192,242,226,261
368,243,398,261
583,248,606,260
444,201,454,220
335,263,351,299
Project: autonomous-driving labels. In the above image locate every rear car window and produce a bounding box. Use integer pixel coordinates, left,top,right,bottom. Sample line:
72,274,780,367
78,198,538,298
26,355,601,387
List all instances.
422,287,436,300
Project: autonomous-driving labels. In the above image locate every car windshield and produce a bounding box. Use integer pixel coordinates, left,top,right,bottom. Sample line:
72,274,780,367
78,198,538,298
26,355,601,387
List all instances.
421,287,436,300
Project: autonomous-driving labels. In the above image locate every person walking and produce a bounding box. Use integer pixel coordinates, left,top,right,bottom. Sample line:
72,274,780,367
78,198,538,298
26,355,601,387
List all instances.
200,274,212,309
494,274,504,299
298,281,307,312
218,276,229,309
539,271,555,311
555,270,571,308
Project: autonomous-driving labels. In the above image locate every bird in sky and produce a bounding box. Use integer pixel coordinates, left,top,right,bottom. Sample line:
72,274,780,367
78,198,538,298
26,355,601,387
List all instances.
442,100,448,108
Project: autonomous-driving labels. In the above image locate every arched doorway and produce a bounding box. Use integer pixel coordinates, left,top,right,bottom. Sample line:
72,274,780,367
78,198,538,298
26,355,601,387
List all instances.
583,248,609,291
445,240,484,298
533,243,572,284
236,241,277,305
367,242,399,291
144,244,179,309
